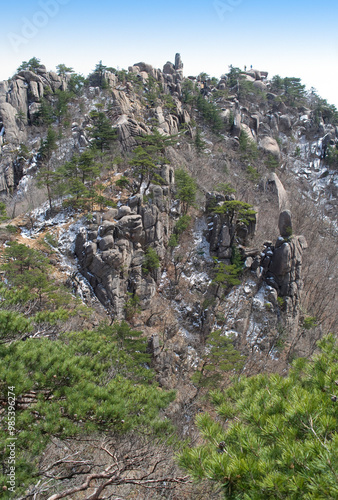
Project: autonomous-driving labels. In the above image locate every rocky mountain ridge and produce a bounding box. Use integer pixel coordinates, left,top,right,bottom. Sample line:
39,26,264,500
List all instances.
0,54,337,378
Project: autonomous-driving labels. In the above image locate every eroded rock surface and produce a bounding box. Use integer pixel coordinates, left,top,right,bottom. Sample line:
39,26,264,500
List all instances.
75,182,173,319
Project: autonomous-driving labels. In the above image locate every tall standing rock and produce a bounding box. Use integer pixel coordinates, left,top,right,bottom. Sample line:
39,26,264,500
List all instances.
264,211,307,338
278,210,292,238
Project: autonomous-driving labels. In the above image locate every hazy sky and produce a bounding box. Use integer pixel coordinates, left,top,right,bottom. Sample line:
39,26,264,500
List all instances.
1,0,338,106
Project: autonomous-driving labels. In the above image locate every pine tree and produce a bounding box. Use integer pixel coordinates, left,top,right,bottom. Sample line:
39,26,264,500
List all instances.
129,145,160,193
56,64,74,77
212,258,242,295
17,57,41,73
213,200,256,226
0,324,175,494
195,127,207,155
196,94,224,133
175,168,197,214
0,201,7,221
179,334,338,499
37,127,58,211
192,331,245,388
89,109,117,151
88,60,109,89
142,247,160,275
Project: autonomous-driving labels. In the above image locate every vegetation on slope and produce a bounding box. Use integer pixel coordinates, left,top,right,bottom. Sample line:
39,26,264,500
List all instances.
180,335,338,499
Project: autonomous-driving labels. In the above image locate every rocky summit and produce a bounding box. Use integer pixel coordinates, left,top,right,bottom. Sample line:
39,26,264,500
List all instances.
0,55,337,499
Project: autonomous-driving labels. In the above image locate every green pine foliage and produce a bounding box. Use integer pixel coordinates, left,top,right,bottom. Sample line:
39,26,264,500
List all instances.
270,75,306,107
115,130,175,194
32,96,54,125
191,331,245,388
0,242,84,341
181,79,196,105
54,89,74,126
0,201,7,221
142,247,160,274
144,75,160,107
212,258,242,293
87,60,109,89
239,131,259,160
174,214,192,236
88,109,117,151
2,241,49,281
55,149,112,209
168,214,192,248
33,89,75,127
196,94,224,133
213,200,256,226
266,153,280,170
0,310,32,341
238,80,266,104
36,127,58,210
226,66,243,88
122,129,178,194
326,145,338,169
246,164,260,182
67,72,86,95
0,324,175,494
124,293,141,320
195,127,207,154
175,168,197,214
116,175,132,190
139,128,177,160
214,183,236,196
56,64,74,77
179,334,338,499
17,57,41,73
129,145,163,193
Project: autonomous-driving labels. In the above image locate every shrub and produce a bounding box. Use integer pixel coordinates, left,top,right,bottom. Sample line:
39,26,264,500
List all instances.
179,335,338,499
303,316,317,329
266,153,280,170
142,247,160,274
175,169,197,214
174,215,191,236
246,164,260,182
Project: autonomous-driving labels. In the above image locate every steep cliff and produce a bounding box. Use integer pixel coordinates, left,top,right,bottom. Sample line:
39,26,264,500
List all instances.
1,54,337,500
0,54,337,372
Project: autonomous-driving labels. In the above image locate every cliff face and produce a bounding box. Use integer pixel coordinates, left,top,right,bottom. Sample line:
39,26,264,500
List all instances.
0,54,337,376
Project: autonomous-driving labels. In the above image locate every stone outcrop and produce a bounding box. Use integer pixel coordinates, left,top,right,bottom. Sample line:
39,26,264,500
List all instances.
258,211,308,323
74,176,174,319
0,65,68,150
163,53,184,86
278,209,292,237
264,173,289,211
0,102,26,143
205,192,256,260
259,136,280,158
217,210,307,360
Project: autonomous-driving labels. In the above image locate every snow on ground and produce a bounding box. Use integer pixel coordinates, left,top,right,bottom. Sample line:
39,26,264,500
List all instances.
193,216,213,262
290,134,337,221
19,206,101,305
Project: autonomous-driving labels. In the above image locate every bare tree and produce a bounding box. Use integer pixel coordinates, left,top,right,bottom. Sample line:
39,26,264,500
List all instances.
20,434,191,500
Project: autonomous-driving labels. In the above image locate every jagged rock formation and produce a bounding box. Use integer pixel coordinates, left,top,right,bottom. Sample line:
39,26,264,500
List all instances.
0,67,67,146
74,171,174,319
263,211,308,334
205,192,256,259
0,54,336,366
213,209,308,362
1,54,338,500
0,65,69,193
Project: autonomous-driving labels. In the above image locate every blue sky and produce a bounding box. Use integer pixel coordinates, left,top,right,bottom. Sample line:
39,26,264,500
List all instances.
1,0,338,106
